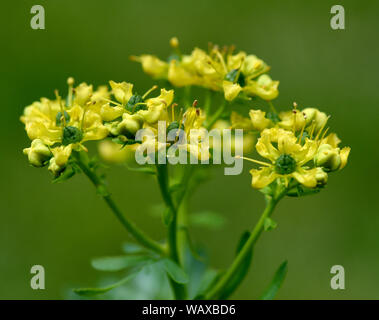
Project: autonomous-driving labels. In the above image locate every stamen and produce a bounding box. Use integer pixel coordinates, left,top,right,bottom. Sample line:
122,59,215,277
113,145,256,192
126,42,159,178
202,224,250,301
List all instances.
132,102,147,113
227,44,236,57
320,127,329,143
178,108,184,125
67,77,74,107
78,143,88,152
246,66,271,80
55,90,66,126
129,55,141,62
268,100,277,114
298,121,306,144
192,100,198,108
207,60,224,75
142,85,158,100
171,103,177,122
235,155,271,167
100,97,123,107
314,116,330,141
309,120,316,139
213,49,228,73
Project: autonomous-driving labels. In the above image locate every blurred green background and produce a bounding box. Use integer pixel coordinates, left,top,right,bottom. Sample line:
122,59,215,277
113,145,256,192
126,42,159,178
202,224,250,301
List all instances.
1,0,378,299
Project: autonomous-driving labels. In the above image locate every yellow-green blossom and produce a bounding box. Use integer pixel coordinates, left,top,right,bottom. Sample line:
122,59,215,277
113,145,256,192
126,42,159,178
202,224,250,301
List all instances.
248,128,320,189
133,39,279,102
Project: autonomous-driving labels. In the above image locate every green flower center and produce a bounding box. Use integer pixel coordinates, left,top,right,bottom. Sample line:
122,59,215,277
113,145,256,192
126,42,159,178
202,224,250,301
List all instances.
225,69,245,87
275,154,297,175
126,94,146,113
62,126,83,146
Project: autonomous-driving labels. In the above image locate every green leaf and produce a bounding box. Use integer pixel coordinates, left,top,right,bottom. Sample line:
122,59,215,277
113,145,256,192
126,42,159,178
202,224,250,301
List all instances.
74,272,138,297
91,255,152,272
261,260,288,300
122,243,146,254
125,165,156,175
162,259,189,284
194,269,223,299
219,231,253,299
189,211,227,230
264,217,277,231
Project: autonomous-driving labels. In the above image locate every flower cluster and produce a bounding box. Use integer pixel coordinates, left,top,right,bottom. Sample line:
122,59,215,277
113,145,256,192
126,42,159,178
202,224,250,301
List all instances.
232,105,350,191
21,78,212,175
132,38,279,102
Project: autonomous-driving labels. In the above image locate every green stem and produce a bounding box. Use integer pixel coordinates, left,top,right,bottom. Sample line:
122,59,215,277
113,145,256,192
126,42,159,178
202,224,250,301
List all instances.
175,165,195,265
204,90,212,117
155,163,187,299
206,100,226,130
73,152,166,256
267,100,278,114
205,190,286,299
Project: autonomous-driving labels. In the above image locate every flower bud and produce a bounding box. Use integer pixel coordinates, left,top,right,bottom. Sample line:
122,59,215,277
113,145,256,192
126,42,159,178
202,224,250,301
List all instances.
302,108,328,132
117,113,144,136
315,167,328,186
23,139,52,167
48,158,63,176
170,37,179,48
244,74,279,101
314,144,341,171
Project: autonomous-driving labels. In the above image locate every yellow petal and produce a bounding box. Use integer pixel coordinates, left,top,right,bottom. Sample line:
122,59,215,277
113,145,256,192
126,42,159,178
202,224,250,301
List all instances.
249,109,272,131
250,167,278,189
109,81,133,104
100,103,124,122
223,81,242,101
139,55,169,78
291,168,317,188
339,147,350,170
168,60,197,87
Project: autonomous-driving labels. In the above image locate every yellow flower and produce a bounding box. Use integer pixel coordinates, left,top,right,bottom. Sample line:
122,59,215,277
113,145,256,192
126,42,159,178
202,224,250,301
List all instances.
132,55,168,79
74,83,93,105
223,81,242,101
244,74,279,101
138,88,173,124
100,103,124,122
21,82,110,175
248,128,319,189
315,133,351,171
249,109,273,131
168,60,198,87
241,55,268,78
48,145,73,176
278,110,307,132
230,111,254,130
117,113,145,136
302,108,328,132
23,139,52,167
109,81,133,105
133,40,278,102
